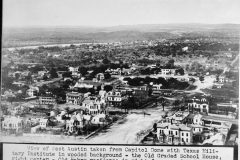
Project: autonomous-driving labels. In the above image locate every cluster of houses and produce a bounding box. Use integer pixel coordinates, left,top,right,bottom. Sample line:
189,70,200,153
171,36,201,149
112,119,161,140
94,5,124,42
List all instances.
139,95,238,145
153,96,236,145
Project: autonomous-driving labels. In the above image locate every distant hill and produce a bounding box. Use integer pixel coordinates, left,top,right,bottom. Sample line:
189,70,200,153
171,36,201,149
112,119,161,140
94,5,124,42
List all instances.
2,23,239,48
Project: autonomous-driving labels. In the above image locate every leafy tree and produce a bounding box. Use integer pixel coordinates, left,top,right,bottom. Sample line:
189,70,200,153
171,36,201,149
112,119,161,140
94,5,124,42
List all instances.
30,65,44,73
15,73,20,80
49,68,58,79
175,68,185,75
42,74,49,81
104,72,111,79
148,88,153,97
104,85,113,92
62,72,72,78
172,100,181,109
78,67,88,76
78,87,88,93
199,76,205,82
7,96,16,104
167,59,175,68
25,73,32,84
153,123,157,132
156,63,160,67
102,58,111,64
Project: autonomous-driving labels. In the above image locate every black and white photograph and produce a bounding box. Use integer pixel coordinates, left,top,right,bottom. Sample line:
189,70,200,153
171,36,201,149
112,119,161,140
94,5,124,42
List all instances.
1,0,239,150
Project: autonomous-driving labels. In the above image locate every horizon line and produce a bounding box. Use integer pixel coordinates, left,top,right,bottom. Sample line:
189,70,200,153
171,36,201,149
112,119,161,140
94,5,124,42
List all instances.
3,23,240,28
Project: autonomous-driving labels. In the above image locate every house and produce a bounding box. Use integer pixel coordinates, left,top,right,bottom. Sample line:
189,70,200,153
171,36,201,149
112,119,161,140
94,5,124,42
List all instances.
212,83,224,89
162,90,173,97
82,99,105,115
38,71,48,78
218,75,229,83
66,113,84,133
66,92,84,105
74,80,102,90
187,96,209,113
122,68,131,75
72,72,81,78
152,84,162,90
68,67,79,72
56,111,71,123
105,68,121,75
39,94,56,104
99,89,107,98
161,68,176,75
102,78,122,87
225,53,233,58
165,111,189,124
91,114,106,125
157,122,193,144
39,118,49,129
96,73,105,81
26,87,38,97
106,90,122,106
2,116,24,133
187,114,232,144
12,81,25,87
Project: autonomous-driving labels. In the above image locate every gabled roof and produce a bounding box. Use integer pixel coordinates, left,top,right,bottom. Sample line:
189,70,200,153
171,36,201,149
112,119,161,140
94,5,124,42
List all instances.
157,123,169,128
39,119,48,123
170,124,192,131
82,99,94,104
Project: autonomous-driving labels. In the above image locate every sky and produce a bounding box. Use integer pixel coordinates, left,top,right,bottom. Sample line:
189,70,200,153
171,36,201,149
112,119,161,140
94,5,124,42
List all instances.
3,0,240,27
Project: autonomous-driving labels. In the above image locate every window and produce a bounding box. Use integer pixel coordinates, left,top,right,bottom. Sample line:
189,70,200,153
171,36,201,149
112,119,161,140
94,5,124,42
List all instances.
182,138,184,142
176,131,177,135
182,133,184,136
186,138,188,142
186,133,188,136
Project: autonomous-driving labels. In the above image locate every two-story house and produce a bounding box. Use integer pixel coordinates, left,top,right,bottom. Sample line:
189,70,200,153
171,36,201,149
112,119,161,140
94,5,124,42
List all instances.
66,92,84,105
187,96,209,113
106,90,122,106
157,122,193,145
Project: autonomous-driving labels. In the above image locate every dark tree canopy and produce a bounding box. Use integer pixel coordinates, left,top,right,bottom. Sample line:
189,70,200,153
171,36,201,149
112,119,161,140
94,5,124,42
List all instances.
49,68,58,79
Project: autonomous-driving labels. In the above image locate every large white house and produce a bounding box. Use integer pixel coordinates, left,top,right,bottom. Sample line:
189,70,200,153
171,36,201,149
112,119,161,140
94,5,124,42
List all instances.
157,123,193,144
2,116,24,132
187,96,209,113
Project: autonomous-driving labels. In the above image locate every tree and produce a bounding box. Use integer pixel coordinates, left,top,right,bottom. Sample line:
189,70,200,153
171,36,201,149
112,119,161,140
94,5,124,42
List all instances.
78,67,88,76
50,68,58,79
166,59,175,68
153,123,157,132
42,74,48,81
7,96,16,104
172,100,181,110
199,76,205,82
148,88,153,97
104,72,111,79
104,85,113,92
15,73,20,80
102,58,111,64
25,73,32,84
62,72,72,78
176,68,185,75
